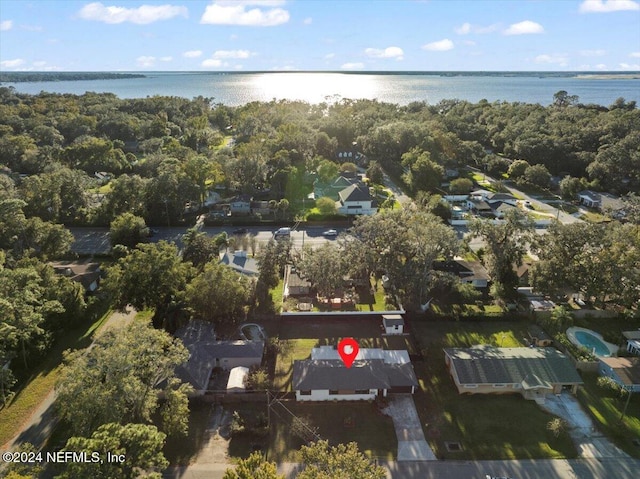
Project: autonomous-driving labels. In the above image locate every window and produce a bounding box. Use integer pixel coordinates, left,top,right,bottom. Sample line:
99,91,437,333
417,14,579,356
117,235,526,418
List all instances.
299,390,311,396
329,390,339,395
354,389,370,395
493,384,507,388
463,384,478,389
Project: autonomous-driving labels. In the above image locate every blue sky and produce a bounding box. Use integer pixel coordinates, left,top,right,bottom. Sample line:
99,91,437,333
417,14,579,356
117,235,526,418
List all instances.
1,0,639,71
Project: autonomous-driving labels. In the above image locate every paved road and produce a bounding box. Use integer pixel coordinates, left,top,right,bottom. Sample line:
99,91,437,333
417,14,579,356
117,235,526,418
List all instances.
68,225,346,255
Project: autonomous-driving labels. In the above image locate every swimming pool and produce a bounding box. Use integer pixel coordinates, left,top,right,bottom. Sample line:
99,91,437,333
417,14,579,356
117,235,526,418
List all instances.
567,327,615,357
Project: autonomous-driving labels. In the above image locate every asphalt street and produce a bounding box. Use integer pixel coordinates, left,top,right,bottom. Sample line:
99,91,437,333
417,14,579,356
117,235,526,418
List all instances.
68,225,347,255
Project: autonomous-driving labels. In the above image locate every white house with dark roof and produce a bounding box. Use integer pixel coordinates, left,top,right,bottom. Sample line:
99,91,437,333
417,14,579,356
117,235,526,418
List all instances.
336,183,377,215
623,330,640,356
292,346,418,401
598,357,640,393
444,345,583,403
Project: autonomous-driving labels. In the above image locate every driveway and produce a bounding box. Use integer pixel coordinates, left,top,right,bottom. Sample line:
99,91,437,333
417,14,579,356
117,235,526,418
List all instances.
384,395,437,461
541,392,629,458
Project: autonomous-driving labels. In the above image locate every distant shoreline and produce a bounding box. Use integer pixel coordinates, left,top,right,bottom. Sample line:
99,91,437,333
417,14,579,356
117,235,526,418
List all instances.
0,72,146,83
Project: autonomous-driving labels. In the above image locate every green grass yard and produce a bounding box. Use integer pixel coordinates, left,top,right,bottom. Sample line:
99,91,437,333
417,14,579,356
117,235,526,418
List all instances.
410,320,578,459
577,374,640,458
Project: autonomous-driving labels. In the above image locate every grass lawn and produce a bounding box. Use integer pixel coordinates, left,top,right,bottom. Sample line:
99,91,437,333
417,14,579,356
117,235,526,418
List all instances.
0,301,113,447
410,320,578,459
265,402,396,462
580,210,610,223
355,281,388,312
271,279,285,313
273,339,317,391
577,373,640,458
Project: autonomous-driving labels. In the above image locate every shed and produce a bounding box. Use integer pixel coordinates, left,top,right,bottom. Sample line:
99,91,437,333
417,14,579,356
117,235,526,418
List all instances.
226,366,249,393
599,357,640,393
382,314,405,335
622,331,640,356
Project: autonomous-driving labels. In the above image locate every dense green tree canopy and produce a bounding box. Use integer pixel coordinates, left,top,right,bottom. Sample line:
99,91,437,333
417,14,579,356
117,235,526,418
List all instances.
56,321,189,436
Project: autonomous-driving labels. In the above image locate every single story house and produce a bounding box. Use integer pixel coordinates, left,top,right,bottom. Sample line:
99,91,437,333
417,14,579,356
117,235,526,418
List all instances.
516,262,533,287
598,357,640,393
433,259,490,290
382,314,405,335
229,195,252,215
293,346,418,401
220,250,259,276
175,321,264,394
470,190,518,206
226,366,249,393
578,190,601,208
622,330,640,356
336,183,378,216
284,265,311,297
50,261,101,293
491,201,518,219
577,190,624,213
466,198,493,217
444,345,583,403
313,175,359,201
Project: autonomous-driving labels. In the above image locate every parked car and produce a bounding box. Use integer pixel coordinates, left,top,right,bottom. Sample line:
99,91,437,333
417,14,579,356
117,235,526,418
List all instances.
274,227,291,238
232,228,248,235
323,229,338,237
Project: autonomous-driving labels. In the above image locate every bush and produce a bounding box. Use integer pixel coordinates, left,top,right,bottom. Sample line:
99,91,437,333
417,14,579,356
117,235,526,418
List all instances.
554,333,597,362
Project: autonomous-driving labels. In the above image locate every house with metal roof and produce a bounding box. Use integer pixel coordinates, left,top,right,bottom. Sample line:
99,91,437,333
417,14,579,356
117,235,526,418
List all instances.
444,345,583,403
292,346,418,401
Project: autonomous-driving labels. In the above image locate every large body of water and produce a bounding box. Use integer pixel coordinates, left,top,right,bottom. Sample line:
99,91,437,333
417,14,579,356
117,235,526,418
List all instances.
3,72,639,107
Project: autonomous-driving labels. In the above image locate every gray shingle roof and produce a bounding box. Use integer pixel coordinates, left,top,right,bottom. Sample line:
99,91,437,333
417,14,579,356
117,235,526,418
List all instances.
444,346,583,386
292,358,418,391
339,183,372,202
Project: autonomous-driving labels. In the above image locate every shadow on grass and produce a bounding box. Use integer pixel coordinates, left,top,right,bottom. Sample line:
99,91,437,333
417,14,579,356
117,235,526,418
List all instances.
164,400,213,466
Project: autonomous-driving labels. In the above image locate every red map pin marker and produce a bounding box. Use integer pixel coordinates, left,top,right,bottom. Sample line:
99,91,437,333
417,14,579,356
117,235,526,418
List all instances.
338,338,359,368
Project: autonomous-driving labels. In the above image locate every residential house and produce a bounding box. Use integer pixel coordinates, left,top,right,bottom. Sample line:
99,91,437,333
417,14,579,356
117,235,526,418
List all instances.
220,250,259,277
50,261,101,293
491,201,518,219
470,190,518,206
336,183,378,216
284,265,311,297
516,262,533,287
175,321,264,394
382,314,405,335
433,259,490,290
293,346,418,401
598,357,640,393
229,195,252,215
622,331,640,356
577,190,624,214
466,198,493,217
444,345,583,403
313,175,358,201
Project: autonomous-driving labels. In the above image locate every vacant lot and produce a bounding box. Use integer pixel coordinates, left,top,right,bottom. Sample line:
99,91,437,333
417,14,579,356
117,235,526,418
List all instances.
411,320,577,460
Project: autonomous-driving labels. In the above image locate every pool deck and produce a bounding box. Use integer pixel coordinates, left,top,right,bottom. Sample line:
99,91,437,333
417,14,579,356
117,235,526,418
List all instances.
566,326,618,357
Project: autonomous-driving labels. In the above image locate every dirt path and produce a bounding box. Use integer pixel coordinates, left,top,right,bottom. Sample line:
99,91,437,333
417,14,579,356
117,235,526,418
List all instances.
2,308,137,452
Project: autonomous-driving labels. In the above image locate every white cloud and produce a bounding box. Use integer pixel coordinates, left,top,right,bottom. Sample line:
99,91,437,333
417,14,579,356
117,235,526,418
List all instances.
212,49,252,59
422,39,454,51
0,20,13,31
535,54,569,66
160,56,173,62
454,22,498,34
630,51,640,57
364,46,404,60
504,20,544,35
324,53,335,59
303,17,312,25
183,50,203,58
596,63,608,69
200,1,289,26
341,62,364,70
0,58,25,68
619,62,640,69
136,55,156,67
580,49,606,56
202,58,223,67
579,0,639,13
78,2,188,24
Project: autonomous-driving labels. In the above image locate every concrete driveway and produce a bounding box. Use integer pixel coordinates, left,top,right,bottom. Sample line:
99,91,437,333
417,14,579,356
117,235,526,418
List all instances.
384,395,437,461
542,392,629,458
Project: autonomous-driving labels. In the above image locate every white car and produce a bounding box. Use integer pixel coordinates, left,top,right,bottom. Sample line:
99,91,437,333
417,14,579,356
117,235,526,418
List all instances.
323,229,338,237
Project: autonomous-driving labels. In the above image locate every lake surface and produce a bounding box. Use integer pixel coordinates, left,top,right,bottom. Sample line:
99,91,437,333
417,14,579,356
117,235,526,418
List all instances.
3,72,639,106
